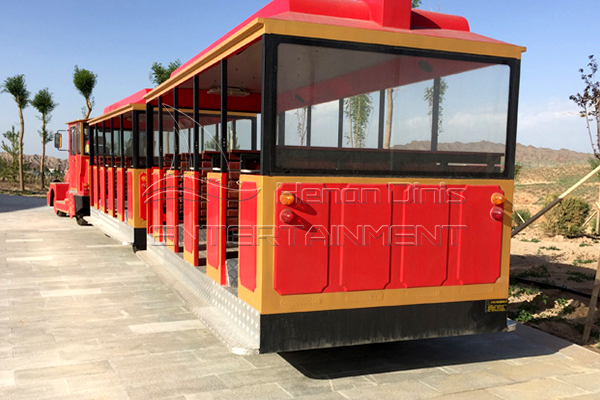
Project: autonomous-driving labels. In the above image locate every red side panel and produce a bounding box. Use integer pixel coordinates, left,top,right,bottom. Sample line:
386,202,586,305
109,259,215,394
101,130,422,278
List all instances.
151,169,165,241
107,168,115,217
127,170,134,221
273,183,504,295
99,167,106,213
183,172,200,266
116,168,125,222
274,183,330,296
446,185,504,285
139,172,147,221
206,174,227,284
165,173,180,251
336,184,392,292
239,181,258,292
392,184,451,288
92,166,98,208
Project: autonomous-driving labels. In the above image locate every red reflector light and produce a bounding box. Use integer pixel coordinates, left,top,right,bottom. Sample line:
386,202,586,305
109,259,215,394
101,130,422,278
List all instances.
280,209,295,224
490,206,504,221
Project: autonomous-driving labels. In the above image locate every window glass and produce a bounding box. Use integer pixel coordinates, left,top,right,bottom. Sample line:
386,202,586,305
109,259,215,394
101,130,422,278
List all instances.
84,126,90,155
75,126,81,155
70,126,77,156
275,42,510,176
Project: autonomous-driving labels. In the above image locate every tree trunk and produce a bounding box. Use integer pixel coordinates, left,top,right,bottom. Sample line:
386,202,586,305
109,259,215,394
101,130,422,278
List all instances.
18,107,24,192
84,97,92,119
384,89,393,149
40,114,46,190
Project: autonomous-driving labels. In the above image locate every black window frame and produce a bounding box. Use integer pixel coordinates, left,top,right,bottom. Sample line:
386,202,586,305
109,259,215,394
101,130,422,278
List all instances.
260,34,520,180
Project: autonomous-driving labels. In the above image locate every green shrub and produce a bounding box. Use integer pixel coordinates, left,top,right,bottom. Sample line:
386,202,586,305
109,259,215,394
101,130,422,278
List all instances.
512,209,532,226
542,195,590,237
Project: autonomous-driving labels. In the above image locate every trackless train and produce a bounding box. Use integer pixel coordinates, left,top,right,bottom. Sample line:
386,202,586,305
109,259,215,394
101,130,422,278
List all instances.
48,0,524,353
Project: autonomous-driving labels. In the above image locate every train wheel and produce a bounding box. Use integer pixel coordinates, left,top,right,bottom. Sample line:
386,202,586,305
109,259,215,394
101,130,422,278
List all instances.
76,215,88,226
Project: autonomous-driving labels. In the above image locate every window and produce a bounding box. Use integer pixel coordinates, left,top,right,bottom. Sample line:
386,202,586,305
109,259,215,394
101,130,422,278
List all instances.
70,126,79,156
84,126,90,155
274,41,512,176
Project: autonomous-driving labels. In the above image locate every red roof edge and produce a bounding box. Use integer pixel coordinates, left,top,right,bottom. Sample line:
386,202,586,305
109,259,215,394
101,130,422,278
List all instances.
103,88,152,114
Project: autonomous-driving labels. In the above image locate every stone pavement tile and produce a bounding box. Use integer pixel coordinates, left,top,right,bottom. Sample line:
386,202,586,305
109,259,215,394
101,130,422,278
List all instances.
370,367,448,385
2,328,56,347
140,330,220,354
555,371,600,393
125,375,227,400
423,388,503,400
185,382,292,400
0,378,70,400
559,345,600,367
14,361,114,384
0,371,14,387
129,320,205,334
217,365,304,389
50,325,133,343
503,352,570,366
492,359,584,383
561,394,600,400
40,288,102,297
58,338,148,363
52,388,131,400
488,377,588,400
0,351,62,372
110,351,255,384
277,375,376,398
293,392,349,400
66,372,121,393
339,379,440,400
243,353,291,369
419,369,513,394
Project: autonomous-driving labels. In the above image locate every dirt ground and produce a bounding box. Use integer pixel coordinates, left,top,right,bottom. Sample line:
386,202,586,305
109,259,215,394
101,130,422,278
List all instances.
510,224,600,353
0,181,47,197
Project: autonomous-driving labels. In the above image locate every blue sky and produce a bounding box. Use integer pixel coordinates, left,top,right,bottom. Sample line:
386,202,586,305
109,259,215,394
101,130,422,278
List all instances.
0,0,598,158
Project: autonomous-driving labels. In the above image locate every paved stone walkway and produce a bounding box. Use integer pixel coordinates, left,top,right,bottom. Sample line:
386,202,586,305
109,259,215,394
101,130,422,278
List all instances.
1,193,600,400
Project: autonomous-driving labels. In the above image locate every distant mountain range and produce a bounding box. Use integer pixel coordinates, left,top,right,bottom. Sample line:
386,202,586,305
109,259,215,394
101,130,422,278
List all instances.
0,153,68,171
392,140,592,167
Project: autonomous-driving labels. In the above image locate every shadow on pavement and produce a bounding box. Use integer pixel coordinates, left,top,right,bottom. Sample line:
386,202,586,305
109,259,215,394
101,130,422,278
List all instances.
280,328,570,379
0,193,48,213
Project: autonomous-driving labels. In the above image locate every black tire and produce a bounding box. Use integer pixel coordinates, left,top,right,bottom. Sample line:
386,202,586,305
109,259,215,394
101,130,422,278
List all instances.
56,211,67,217
76,215,88,226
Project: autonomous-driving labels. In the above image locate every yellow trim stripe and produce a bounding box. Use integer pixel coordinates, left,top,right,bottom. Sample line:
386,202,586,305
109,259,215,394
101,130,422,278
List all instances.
262,18,526,59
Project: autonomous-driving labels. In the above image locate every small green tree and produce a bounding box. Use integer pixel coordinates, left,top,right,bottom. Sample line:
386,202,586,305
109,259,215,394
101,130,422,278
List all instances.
295,107,310,146
0,126,20,182
424,78,449,134
149,59,182,86
73,65,97,119
543,195,590,237
1,74,30,191
570,55,599,158
411,0,422,7
31,88,59,189
345,94,373,148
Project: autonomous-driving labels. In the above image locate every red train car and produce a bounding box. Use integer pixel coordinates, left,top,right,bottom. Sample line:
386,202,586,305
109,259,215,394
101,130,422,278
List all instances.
47,119,90,224
50,0,525,353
